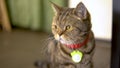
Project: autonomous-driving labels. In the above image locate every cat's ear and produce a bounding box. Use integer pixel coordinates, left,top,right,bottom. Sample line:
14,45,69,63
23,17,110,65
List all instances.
74,2,88,19
51,2,62,15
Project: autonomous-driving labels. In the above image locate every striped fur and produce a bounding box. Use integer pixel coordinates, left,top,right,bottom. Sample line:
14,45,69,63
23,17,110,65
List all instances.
36,2,95,68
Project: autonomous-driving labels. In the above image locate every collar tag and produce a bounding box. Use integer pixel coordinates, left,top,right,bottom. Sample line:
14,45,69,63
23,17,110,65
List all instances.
70,50,83,63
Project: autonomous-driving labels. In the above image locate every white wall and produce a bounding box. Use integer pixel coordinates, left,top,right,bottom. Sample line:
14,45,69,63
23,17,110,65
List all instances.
69,0,112,41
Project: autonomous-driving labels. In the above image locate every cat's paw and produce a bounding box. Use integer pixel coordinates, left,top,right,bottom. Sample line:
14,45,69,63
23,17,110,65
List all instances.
81,57,91,65
34,60,43,67
34,60,49,68
81,60,91,65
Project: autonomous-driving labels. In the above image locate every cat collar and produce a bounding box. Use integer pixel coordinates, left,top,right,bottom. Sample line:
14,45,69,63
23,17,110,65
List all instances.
65,34,89,49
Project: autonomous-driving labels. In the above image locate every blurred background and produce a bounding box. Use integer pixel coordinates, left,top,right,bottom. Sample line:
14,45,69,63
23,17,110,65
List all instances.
0,0,111,68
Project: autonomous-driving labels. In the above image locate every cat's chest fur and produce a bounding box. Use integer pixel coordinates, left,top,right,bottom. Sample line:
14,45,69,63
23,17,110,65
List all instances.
47,31,95,68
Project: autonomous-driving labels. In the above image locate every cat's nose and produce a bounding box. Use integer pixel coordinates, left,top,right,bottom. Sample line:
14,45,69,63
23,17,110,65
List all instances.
58,32,63,36
58,31,65,36
55,34,63,41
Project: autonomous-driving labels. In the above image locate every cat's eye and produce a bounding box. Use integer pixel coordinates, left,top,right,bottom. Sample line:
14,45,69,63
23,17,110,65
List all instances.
65,25,71,30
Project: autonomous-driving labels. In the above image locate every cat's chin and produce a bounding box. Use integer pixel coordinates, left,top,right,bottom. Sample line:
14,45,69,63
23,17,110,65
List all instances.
59,39,74,45
60,40,66,44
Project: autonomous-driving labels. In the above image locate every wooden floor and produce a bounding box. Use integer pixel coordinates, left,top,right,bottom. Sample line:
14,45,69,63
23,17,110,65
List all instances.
0,29,111,68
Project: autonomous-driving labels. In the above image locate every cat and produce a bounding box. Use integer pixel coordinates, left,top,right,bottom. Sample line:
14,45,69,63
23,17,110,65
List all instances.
35,2,95,68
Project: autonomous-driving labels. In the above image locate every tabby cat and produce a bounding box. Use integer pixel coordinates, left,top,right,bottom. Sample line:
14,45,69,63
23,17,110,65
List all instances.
35,2,95,68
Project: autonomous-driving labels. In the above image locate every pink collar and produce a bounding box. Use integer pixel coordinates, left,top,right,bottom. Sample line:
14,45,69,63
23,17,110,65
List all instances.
65,34,89,49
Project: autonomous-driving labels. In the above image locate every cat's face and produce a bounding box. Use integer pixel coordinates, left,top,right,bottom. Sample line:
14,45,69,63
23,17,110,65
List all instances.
51,2,91,45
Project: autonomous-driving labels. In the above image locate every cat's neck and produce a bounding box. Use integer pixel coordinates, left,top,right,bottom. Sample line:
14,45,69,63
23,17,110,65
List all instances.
64,34,89,49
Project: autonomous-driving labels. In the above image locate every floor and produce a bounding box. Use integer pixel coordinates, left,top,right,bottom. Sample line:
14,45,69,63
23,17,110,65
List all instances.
0,29,111,68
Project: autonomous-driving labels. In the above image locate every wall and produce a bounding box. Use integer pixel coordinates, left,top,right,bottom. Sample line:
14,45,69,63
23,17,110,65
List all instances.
69,0,112,40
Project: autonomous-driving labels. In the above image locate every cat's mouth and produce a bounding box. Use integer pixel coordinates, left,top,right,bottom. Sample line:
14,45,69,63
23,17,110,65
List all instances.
55,34,80,45
59,39,68,44
54,34,73,45
59,37,75,45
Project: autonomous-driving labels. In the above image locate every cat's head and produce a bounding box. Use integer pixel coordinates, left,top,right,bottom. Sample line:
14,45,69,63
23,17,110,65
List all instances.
51,2,91,45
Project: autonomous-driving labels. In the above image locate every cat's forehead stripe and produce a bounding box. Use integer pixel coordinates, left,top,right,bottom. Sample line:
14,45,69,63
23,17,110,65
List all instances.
58,8,71,25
